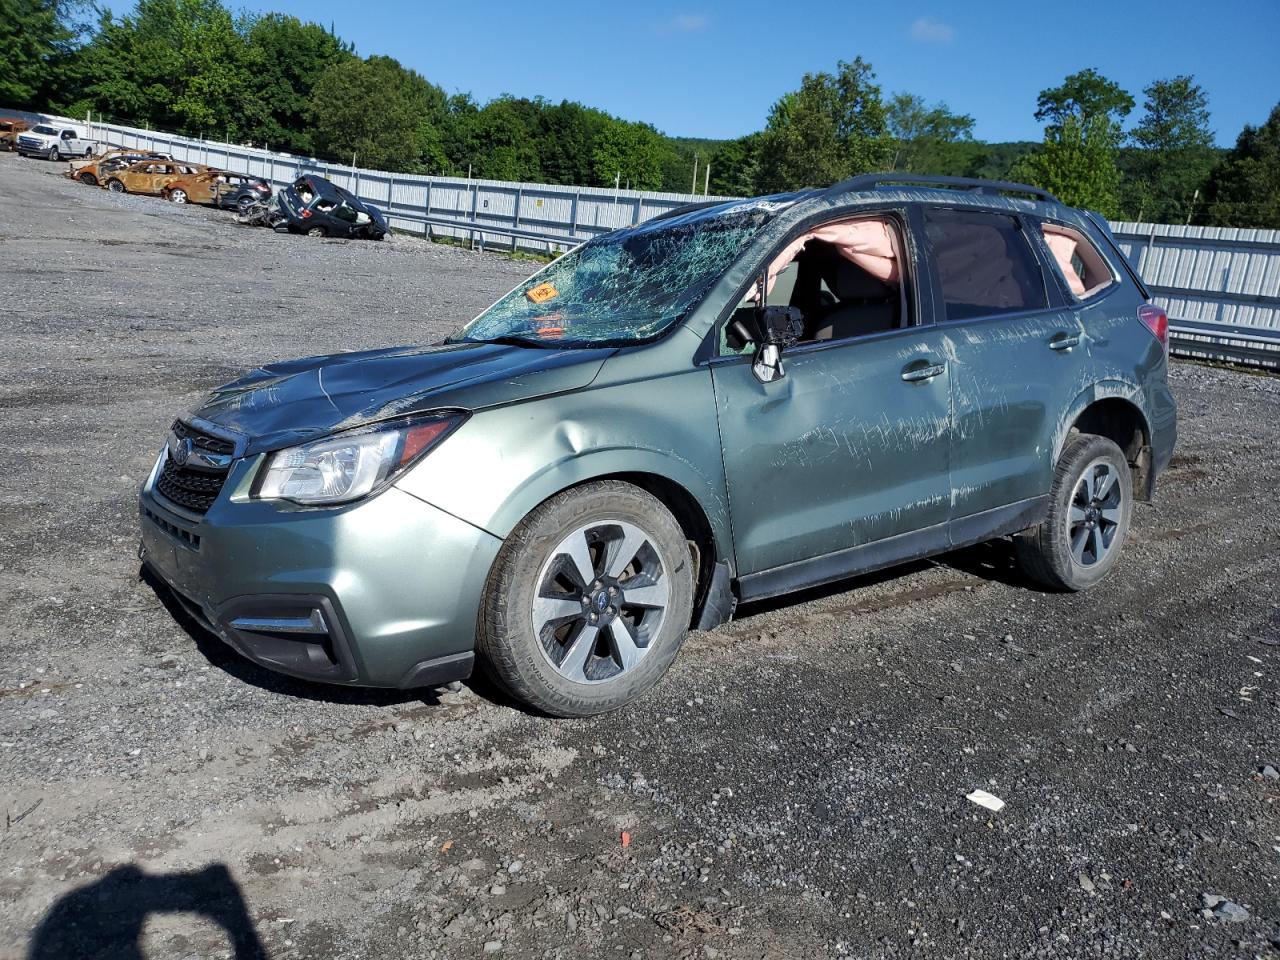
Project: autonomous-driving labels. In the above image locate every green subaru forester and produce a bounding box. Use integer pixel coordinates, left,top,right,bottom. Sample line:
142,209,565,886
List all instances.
139,174,1177,716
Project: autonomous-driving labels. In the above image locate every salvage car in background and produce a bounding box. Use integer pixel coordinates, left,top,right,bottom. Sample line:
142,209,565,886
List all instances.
0,118,30,151
162,169,271,208
273,174,388,239
67,149,171,186
103,160,208,195
139,174,1176,717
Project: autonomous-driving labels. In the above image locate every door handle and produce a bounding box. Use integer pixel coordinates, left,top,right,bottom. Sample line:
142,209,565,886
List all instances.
1049,333,1081,351
901,361,946,383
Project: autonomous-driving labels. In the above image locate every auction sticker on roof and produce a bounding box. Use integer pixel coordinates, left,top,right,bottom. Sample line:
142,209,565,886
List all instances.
526,282,559,304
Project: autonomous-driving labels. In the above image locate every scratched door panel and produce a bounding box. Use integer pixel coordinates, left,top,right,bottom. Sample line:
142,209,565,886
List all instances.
710,329,952,576
943,307,1084,519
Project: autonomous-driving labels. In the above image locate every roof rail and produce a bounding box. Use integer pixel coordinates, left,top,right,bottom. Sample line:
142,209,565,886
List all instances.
825,173,1059,205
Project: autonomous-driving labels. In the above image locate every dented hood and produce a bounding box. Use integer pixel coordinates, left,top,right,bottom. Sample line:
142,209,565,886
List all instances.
192,341,614,454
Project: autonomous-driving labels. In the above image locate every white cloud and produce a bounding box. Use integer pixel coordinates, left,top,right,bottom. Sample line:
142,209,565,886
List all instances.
672,13,711,32
909,16,955,44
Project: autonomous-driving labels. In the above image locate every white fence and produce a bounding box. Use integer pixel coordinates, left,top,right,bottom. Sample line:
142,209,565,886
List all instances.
16,110,1280,366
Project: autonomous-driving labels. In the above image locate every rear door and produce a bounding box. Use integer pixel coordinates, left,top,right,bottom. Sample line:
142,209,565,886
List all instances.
920,205,1086,532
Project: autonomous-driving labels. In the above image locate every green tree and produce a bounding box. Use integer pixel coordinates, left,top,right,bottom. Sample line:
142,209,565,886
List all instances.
1198,103,1280,228
242,14,351,153
310,54,448,171
756,57,892,191
535,100,608,186
885,92,975,173
0,0,78,110
463,96,543,181
1012,114,1121,215
709,133,762,196
1124,75,1215,222
66,0,257,138
591,118,666,190
1034,67,1134,133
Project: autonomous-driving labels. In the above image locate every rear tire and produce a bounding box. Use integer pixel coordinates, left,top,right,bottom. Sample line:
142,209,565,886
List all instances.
478,480,695,717
106,179,125,193
1013,434,1133,591
306,226,326,238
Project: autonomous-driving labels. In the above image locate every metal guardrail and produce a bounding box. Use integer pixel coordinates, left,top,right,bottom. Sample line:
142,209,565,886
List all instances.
1169,320,1280,369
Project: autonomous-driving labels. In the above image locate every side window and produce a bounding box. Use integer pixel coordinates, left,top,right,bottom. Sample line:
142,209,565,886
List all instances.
1040,223,1117,299
720,216,908,355
924,208,1047,322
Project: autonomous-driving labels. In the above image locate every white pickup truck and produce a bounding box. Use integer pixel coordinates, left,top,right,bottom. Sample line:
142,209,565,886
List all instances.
16,124,98,161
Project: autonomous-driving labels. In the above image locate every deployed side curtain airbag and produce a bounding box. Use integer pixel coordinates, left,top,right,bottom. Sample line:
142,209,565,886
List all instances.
1043,229,1087,296
759,219,899,297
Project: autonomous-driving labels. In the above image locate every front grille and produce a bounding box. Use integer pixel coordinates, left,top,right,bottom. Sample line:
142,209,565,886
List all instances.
170,419,235,455
18,136,42,150
152,421,236,514
156,458,226,512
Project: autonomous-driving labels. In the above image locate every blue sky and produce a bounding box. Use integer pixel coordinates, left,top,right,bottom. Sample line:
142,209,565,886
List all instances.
242,0,1278,146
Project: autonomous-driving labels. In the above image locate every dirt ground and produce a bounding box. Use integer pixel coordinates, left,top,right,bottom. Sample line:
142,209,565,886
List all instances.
1,152,1278,960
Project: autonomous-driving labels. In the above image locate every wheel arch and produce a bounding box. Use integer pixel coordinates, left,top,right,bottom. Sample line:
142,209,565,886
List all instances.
451,451,734,631
1057,383,1154,502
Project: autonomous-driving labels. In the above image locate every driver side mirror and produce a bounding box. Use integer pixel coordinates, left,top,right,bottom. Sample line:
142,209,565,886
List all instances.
751,305,804,384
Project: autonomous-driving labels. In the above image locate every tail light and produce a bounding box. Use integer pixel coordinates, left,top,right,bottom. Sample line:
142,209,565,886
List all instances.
1138,303,1168,350
300,209,312,219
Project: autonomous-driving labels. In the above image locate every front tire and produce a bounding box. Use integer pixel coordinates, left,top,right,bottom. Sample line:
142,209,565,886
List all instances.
478,480,695,717
79,172,97,185
1013,434,1133,591
168,188,188,204
47,147,59,161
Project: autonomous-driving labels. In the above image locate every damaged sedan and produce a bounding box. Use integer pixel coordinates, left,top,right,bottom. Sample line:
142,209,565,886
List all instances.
139,174,1176,716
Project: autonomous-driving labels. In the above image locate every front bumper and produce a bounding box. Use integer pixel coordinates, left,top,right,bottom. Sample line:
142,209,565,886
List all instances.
138,461,502,688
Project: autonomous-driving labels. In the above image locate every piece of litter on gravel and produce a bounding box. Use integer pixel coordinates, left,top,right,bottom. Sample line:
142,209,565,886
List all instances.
966,789,1005,812
1216,707,1241,720
620,831,632,848
1255,637,1280,647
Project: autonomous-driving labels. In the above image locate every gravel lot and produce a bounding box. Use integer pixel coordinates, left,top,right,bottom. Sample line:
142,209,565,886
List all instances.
1,152,1279,960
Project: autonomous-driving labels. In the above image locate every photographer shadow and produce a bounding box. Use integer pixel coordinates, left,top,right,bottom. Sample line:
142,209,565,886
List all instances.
28,863,268,960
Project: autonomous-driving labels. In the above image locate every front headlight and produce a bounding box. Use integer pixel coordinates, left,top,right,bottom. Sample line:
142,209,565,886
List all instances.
254,411,466,506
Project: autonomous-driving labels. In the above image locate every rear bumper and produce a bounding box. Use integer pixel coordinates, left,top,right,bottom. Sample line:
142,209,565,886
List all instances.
1147,380,1178,489
138,470,502,689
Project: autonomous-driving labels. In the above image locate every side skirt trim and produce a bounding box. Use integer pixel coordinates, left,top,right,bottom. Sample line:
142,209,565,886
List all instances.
737,496,1049,603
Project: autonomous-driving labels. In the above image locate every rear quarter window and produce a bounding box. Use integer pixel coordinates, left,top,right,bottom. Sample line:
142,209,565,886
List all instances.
1040,223,1118,300
923,208,1048,322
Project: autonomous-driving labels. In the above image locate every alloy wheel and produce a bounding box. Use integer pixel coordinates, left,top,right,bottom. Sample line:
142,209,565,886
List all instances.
1068,461,1123,567
170,189,187,203
531,520,670,684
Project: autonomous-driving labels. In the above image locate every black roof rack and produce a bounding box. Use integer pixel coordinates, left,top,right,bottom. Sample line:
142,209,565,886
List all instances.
824,173,1059,205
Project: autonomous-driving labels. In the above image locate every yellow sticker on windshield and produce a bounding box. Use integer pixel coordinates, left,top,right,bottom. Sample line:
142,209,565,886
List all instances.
526,282,559,304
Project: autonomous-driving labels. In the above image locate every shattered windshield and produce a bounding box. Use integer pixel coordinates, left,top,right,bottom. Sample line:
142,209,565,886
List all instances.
456,204,778,346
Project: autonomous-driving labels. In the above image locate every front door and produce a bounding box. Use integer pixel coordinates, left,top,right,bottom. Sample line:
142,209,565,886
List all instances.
711,331,952,588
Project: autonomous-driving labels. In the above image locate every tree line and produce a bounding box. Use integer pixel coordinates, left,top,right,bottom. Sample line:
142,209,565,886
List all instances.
3,0,1277,227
